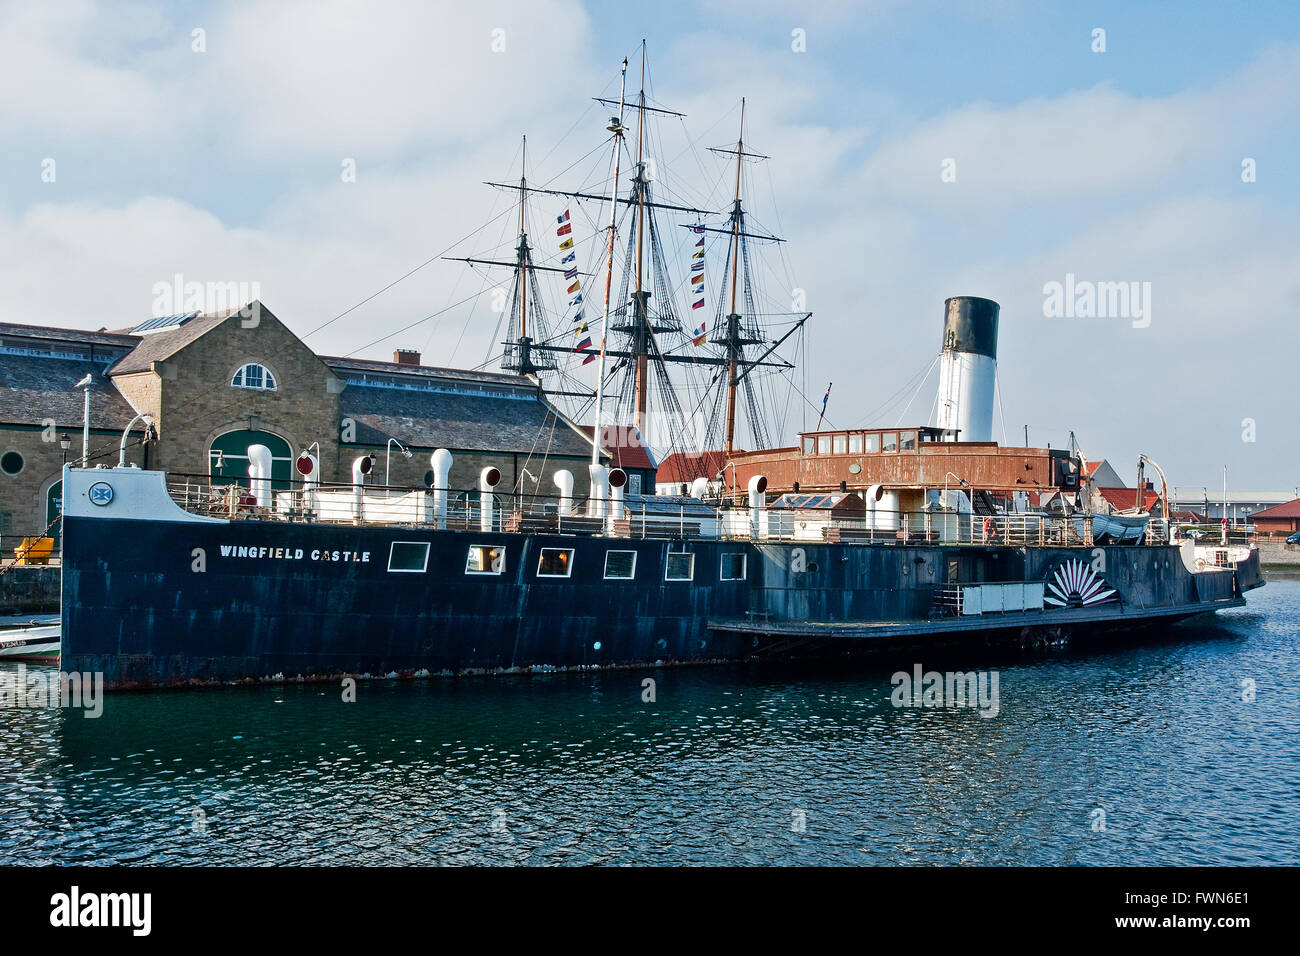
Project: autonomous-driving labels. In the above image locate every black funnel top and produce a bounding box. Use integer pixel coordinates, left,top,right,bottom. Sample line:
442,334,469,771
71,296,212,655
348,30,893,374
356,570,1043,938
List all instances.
941,296,999,359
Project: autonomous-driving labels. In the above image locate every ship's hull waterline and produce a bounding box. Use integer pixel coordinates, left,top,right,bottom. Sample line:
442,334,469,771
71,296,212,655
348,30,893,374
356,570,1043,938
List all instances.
60,511,1258,690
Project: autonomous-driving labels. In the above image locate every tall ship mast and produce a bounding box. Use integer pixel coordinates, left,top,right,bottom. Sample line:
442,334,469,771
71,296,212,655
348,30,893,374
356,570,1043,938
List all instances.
460,42,807,466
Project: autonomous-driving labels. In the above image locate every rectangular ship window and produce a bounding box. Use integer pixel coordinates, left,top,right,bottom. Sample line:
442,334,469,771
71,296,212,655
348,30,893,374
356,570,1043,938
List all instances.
537,547,574,578
848,434,863,454
466,544,506,575
388,541,430,573
803,437,814,454
900,431,916,451
604,550,637,580
817,435,831,455
720,552,747,580
863,434,879,453
832,435,846,454
882,432,898,453
665,552,695,581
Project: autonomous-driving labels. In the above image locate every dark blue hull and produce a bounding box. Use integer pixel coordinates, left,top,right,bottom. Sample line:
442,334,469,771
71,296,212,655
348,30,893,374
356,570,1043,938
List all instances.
60,517,754,687
60,515,1258,688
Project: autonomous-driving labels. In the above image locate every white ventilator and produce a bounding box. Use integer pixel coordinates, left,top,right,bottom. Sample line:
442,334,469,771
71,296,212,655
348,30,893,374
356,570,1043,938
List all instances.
552,469,575,516
935,296,999,443
479,466,501,533
430,449,453,529
247,444,273,508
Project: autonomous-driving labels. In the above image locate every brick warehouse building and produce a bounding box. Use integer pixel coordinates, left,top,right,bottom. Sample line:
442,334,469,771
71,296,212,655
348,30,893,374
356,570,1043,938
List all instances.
0,302,611,547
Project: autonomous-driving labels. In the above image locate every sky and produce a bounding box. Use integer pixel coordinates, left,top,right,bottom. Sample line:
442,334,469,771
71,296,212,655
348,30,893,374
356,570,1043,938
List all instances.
1,0,1297,491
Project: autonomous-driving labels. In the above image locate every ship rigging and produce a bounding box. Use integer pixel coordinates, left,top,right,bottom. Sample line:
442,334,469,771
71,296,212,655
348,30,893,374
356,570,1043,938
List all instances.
446,42,811,467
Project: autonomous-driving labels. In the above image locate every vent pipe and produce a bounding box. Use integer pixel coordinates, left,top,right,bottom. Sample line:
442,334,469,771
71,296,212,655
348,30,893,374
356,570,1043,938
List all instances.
552,469,575,516
350,453,374,520
587,463,609,518
296,450,320,513
430,449,453,529
247,443,273,508
747,474,768,539
479,466,501,532
608,467,627,527
690,476,709,499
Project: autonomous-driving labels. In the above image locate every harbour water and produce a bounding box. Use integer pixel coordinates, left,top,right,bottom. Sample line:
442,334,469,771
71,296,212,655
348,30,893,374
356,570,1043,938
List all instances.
2,579,1297,866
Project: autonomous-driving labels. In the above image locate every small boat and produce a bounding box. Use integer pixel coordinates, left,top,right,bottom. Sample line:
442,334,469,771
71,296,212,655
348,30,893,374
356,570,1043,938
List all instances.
1073,510,1150,544
0,619,60,662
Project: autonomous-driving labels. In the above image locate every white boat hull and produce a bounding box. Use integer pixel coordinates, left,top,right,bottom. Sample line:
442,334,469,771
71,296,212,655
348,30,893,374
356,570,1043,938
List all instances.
0,622,60,661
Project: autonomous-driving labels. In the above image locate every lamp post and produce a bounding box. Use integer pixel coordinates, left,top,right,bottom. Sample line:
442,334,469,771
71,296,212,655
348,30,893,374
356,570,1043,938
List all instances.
385,438,413,490
942,472,969,509
74,373,93,466
59,433,71,464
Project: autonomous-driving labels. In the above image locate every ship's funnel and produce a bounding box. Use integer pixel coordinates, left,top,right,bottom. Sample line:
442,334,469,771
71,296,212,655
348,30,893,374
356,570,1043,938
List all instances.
935,296,999,443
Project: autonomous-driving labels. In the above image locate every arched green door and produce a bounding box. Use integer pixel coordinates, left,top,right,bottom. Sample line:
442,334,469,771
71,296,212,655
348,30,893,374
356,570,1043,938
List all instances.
46,479,62,546
209,429,292,490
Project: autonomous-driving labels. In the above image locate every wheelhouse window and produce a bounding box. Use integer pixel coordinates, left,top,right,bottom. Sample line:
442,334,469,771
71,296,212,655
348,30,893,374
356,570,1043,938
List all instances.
388,541,430,573
604,550,637,580
882,432,898,453
832,435,846,454
537,547,574,578
665,552,695,581
900,431,916,451
466,545,505,575
720,553,747,581
803,437,815,454
863,434,879,453
232,363,277,390
817,435,831,455
848,434,863,454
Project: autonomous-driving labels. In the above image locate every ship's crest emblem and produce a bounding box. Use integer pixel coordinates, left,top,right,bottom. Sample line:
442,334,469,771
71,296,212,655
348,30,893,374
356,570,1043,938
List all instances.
1044,558,1117,608
88,482,115,507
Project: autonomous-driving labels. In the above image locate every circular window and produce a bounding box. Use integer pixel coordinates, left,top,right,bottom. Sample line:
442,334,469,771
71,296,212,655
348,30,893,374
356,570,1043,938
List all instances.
1,450,24,475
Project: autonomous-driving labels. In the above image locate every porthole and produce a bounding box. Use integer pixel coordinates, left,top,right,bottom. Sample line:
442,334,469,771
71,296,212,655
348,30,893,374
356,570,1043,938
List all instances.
0,451,24,476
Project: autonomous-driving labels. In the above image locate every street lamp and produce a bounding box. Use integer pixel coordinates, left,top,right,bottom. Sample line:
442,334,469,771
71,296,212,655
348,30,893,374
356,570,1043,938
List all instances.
942,472,969,510
385,438,413,490
74,373,93,466
59,433,71,463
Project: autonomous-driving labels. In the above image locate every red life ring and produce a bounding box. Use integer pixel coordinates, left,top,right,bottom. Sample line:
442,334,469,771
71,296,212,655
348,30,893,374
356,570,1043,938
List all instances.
983,517,995,538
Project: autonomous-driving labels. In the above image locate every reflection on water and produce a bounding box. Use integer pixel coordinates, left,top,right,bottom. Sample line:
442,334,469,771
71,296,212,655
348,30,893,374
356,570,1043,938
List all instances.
2,581,1298,865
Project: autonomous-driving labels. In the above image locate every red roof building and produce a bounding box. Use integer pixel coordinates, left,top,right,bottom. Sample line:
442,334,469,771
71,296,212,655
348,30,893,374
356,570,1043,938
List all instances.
1249,498,1300,533
655,450,733,493
1092,486,1161,514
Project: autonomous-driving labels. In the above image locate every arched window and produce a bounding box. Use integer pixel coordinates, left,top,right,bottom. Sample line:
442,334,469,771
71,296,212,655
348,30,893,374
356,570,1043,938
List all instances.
231,363,277,390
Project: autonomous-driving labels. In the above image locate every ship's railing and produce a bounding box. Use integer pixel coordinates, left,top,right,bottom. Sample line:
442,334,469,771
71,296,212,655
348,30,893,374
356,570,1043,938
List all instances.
163,474,1177,549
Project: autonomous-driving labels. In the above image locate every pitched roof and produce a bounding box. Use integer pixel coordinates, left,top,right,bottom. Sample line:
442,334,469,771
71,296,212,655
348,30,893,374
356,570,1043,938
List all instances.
1250,497,1300,519
656,450,733,484
108,311,233,374
1095,487,1159,512
0,353,140,428
0,321,141,349
576,425,656,472
323,356,532,387
337,378,592,458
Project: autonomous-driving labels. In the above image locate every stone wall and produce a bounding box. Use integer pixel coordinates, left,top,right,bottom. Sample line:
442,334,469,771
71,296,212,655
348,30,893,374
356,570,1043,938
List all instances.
0,426,145,541
152,308,343,480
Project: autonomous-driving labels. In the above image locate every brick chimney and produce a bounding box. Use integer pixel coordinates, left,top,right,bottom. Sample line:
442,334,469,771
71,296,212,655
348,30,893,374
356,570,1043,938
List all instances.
394,349,421,366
